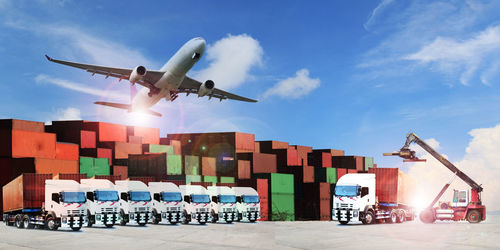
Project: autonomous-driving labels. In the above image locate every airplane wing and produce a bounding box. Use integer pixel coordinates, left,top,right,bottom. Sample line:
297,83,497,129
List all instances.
178,76,258,103
45,55,165,89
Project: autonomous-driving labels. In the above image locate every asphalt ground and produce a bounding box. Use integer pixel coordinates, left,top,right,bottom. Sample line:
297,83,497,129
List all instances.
0,214,498,249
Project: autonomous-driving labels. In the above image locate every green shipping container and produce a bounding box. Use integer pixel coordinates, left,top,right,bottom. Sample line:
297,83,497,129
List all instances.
80,157,94,177
364,157,374,171
326,168,337,184
184,155,199,175
186,175,202,184
253,173,294,194
94,158,110,176
270,193,295,221
203,176,217,185
149,144,174,155
220,176,235,183
166,155,182,175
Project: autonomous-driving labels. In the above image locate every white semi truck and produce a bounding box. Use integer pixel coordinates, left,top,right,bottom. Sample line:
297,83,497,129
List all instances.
3,175,87,231
333,169,415,225
180,185,211,225
149,182,183,225
81,179,121,228
115,180,152,226
232,187,261,222
207,186,238,223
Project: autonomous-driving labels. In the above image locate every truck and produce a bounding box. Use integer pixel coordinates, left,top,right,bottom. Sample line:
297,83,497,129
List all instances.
149,182,183,225
179,185,211,225
207,186,238,223
80,179,120,228
114,180,152,226
333,168,416,225
3,174,87,231
232,187,261,222
384,132,486,223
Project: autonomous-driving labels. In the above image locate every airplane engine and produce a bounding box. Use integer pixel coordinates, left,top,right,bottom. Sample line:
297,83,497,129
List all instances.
198,80,215,97
129,65,147,84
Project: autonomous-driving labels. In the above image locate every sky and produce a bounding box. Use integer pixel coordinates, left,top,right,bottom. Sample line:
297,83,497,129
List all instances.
1,1,500,208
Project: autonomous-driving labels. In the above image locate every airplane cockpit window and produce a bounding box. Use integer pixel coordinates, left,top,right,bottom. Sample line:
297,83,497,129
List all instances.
192,52,201,60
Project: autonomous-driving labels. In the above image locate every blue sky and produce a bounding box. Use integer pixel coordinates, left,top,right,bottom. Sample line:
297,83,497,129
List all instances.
1,0,500,174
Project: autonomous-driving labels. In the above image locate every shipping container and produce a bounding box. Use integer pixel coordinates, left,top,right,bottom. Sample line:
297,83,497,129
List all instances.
203,176,217,185
80,131,97,148
79,157,110,177
47,121,96,148
272,148,300,168
167,132,254,154
237,152,277,174
282,166,314,184
128,153,166,178
270,193,294,221
80,148,112,165
185,175,201,184
0,119,45,132
112,166,128,180
144,144,174,155
347,169,357,174
314,167,326,183
127,126,160,145
169,140,182,155
308,151,332,168
326,168,337,184
337,168,347,181
368,168,416,205
0,130,56,159
53,173,87,182
237,160,251,179
201,157,216,176
32,158,78,176
99,141,142,159
183,155,199,175
253,173,294,194
254,141,260,153
167,155,182,175
128,135,143,144
219,176,235,183
2,173,53,213
332,156,363,170
290,145,313,167
295,183,331,221
364,157,374,171
258,141,289,152
314,149,345,156
83,121,127,142
55,143,79,161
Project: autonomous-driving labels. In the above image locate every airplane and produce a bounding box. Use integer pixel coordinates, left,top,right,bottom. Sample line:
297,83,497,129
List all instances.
45,37,257,117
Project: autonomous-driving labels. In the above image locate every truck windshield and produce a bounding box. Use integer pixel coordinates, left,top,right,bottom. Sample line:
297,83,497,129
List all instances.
95,190,119,201
161,192,182,202
242,195,260,203
335,185,359,197
129,191,151,201
219,195,236,203
61,192,86,203
191,194,210,203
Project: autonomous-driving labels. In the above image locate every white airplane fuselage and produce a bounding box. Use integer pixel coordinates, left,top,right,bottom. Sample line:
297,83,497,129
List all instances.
132,37,205,109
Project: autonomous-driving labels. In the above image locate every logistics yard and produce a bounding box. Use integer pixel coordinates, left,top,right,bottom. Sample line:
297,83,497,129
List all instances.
0,216,499,249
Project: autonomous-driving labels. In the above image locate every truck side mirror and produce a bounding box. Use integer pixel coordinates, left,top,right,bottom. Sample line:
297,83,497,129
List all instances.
361,187,369,198
211,196,218,203
236,196,242,203
86,192,94,202
154,193,160,202
52,193,60,203
183,195,190,203
121,192,128,202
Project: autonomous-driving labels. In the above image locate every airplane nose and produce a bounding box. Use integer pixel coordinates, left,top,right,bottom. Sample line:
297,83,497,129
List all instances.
197,38,206,52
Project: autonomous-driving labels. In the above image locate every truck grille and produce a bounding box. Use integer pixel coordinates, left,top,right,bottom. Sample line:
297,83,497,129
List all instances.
223,208,236,212
248,207,258,212
134,207,148,212
168,207,180,212
340,203,353,208
101,207,117,213
196,208,208,213
67,210,84,215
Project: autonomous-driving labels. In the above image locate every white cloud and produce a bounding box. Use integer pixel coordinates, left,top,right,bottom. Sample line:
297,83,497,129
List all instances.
364,0,395,30
262,69,320,99
193,34,263,90
404,25,500,85
45,107,81,124
407,125,500,211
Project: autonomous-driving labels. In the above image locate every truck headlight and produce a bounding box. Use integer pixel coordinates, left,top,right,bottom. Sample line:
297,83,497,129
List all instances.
62,216,67,223
353,210,359,217
96,215,102,220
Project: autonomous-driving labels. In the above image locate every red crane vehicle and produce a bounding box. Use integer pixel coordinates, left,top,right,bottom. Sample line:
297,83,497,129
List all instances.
384,132,485,223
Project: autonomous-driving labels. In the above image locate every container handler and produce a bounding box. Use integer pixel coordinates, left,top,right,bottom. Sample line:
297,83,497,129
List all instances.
149,182,184,225
115,180,152,226
232,187,261,222
3,174,87,231
384,132,486,223
180,185,211,224
207,186,238,223
81,179,120,227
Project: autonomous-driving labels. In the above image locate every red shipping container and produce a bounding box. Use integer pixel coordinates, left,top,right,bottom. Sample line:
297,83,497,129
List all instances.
55,143,79,161
235,132,255,153
2,173,52,212
0,130,56,159
34,158,79,175
337,168,347,181
100,142,142,159
254,142,260,153
128,176,155,184
80,130,96,148
0,119,44,132
315,149,345,156
127,126,160,145
307,151,332,168
237,153,277,174
237,160,251,179
257,179,268,221
113,166,128,180
258,140,289,152
169,140,182,155
291,145,313,167
373,164,377,168
368,168,415,205
354,156,364,171
347,169,357,174
53,173,87,182
83,121,127,142
128,135,143,144
201,157,216,176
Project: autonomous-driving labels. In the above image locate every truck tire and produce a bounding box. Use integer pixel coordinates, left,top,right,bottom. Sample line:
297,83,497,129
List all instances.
87,211,93,227
466,210,481,223
181,211,189,224
46,216,58,231
152,210,159,224
419,208,436,224
211,211,217,223
386,211,398,224
338,220,349,225
15,215,24,229
199,221,206,225
362,211,375,225
23,215,34,229
170,221,177,225
119,210,127,226
397,210,405,223
71,226,81,231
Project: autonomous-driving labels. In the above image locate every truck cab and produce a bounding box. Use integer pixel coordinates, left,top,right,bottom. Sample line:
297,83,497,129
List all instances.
232,187,260,222
115,180,152,226
81,179,120,228
207,186,238,223
180,185,211,225
44,180,88,231
333,174,375,224
149,182,183,225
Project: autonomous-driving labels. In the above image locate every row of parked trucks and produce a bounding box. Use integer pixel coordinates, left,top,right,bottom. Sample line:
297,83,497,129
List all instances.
2,175,261,231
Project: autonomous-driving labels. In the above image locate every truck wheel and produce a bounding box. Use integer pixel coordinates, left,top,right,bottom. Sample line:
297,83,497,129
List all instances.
466,210,481,223
419,208,436,224
182,211,189,224
170,221,177,225
211,211,217,223
15,215,24,229
362,211,374,225
397,211,405,223
339,220,349,225
71,226,82,231
87,211,93,227
199,221,206,225
119,210,126,226
105,223,114,228
23,215,34,229
138,222,147,227
152,210,159,224
386,211,398,224
46,216,58,231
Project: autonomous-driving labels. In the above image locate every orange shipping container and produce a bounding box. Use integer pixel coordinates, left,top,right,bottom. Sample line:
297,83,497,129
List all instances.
368,168,416,205
0,119,45,132
237,160,251,179
113,166,128,180
128,135,143,144
0,130,56,159
2,173,52,212
169,140,182,155
127,126,160,145
235,132,255,153
83,121,127,142
100,142,142,159
34,158,79,175
55,143,79,161
201,157,216,176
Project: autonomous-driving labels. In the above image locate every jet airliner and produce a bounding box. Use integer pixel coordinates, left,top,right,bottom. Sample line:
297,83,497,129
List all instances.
46,37,257,117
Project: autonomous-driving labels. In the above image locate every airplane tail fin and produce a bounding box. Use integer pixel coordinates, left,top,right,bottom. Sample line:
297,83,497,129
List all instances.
130,84,138,102
94,101,162,117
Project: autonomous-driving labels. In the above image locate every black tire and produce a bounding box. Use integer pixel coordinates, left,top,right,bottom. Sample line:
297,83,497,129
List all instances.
182,211,189,224
338,220,349,225
119,210,126,226
226,220,233,224
466,210,481,223
23,215,34,229
419,208,436,224
397,210,405,223
238,213,243,221
15,215,24,229
105,223,114,228
46,216,58,231
386,211,398,224
87,211,93,228
249,219,256,223
211,211,217,223
152,210,159,225
199,221,206,225
71,226,81,231
170,221,177,225
362,211,375,225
